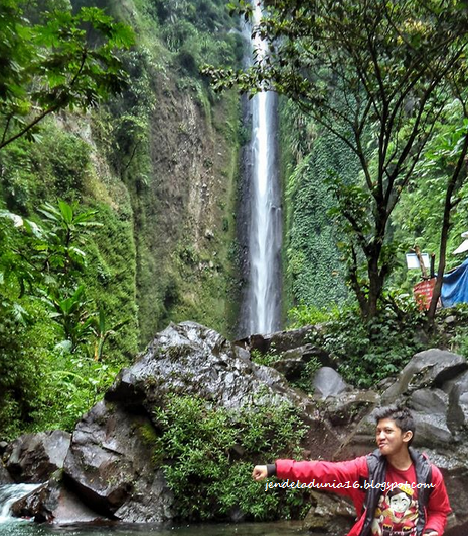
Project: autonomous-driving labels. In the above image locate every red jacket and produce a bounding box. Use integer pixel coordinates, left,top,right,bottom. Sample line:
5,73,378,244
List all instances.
276,454,451,536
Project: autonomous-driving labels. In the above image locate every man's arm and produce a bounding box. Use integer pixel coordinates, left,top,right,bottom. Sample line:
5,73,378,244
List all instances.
424,465,451,536
253,457,367,487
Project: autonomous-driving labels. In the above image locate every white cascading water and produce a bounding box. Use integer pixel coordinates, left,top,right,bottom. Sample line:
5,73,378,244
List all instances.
246,1,282,335
0,483,40,523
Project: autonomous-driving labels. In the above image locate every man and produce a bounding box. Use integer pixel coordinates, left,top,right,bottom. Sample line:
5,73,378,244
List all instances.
252,405,451,536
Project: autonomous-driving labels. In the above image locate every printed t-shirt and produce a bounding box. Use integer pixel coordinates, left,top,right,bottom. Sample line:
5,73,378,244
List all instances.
371,463,419,536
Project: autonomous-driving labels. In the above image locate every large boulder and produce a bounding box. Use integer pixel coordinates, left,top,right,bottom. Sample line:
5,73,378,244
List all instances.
235,324,330,358
409,388,454,447
431,453,468,532
312,367,350,399
106,321,342,460
106,322,330,425
62,400,173,523
10,474,103,524
324,390,379,428
445,370,468,434
381,349,468,403
3,431,70,483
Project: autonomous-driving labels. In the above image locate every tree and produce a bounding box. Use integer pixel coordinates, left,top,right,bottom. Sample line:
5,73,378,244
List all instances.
206,0,468,319
0,0,134,150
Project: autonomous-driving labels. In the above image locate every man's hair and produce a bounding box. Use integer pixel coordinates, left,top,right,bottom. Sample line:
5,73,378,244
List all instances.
373,405,415,446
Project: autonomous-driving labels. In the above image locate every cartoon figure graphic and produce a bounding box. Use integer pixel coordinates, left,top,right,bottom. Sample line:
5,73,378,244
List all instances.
371,484,418,536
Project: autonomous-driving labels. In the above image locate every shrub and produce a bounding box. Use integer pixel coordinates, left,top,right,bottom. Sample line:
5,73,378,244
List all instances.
152,394,309,521
289,294,427,389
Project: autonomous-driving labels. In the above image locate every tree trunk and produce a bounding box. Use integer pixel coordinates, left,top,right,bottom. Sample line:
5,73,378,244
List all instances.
366,252,384,320
348,244,369,318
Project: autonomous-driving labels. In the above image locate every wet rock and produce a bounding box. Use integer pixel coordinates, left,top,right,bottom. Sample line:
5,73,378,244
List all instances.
106,322,328,426
0,461,13,484
445,370,468,434
284,344,332,365
302,491,355,534
325,391,379,427
62,400,173,523
271,356,305,381
11,474,104,524
234,325,322,355
4,431,70,483
381,349,468,403
421,451,468,533
271,344,334,381
409,389,453,447
313,367,350,399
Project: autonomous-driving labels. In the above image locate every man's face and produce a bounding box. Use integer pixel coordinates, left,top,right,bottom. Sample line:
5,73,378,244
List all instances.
375,417,412,456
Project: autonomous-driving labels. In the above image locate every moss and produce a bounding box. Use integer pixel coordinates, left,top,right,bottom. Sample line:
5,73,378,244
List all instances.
279,102,357,315
84,203,139,360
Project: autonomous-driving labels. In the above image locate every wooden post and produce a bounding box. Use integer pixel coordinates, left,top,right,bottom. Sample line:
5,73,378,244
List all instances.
430,253,436,279
414,245,428,279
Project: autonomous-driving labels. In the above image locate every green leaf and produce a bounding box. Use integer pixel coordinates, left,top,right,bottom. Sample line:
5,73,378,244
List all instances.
58,200,73,224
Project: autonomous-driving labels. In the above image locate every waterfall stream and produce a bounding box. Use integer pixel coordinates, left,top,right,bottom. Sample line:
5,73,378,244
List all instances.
243,1,282,336
0,483,40,523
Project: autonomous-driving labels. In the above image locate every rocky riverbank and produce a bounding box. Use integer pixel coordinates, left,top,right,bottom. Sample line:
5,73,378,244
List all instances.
1,322,467,534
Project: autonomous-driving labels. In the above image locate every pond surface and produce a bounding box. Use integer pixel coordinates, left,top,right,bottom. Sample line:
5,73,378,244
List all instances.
1,520,316,536
1,483,321,536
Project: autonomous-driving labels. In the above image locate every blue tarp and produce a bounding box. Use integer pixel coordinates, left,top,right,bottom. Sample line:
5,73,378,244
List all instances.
441,257,468,307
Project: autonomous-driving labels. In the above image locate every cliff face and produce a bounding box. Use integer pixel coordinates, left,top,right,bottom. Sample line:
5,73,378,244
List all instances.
1,0,243,351
132,77,241,343
92,0,243,343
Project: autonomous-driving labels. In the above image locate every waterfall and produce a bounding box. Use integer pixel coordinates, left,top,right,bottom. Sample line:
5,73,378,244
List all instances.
0,483,40,523
242,1,282,336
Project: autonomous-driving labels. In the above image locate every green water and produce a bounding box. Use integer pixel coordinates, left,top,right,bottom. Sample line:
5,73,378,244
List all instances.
1,520,317,536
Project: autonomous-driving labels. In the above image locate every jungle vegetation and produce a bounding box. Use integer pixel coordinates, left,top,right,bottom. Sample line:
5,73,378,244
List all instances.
3,3,468,520
0,0,243,439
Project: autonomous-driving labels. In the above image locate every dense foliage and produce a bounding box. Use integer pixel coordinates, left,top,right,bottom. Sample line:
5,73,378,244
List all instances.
296,300,427,389
281,104,358,310
0,0,134,150
151,394,309,521
0,199,129,437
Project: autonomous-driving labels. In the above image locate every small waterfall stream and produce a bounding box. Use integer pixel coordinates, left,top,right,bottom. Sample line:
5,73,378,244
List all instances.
243,1,282,336
0,483,40,523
